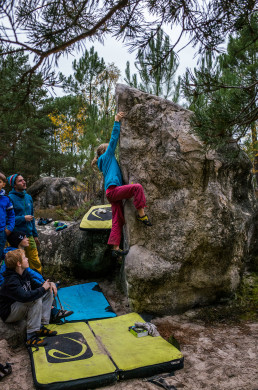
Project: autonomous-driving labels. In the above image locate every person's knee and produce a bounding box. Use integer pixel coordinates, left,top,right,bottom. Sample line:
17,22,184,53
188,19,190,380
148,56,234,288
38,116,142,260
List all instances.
45,289,52,297
134,183,143,191
33,297,43,309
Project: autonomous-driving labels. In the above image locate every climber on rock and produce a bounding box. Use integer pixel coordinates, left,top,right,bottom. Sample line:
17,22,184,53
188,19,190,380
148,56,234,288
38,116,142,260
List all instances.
91,112,152,260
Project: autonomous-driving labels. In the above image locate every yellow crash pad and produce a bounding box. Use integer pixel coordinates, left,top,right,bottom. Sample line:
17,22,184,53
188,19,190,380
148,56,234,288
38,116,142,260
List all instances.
30,322,117,389
90,312,184,379
79,204,112,230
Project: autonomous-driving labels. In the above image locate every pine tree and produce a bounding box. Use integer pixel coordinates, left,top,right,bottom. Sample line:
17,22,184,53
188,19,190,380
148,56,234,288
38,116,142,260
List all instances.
124,29,180,100
0,1,255,81
59,47,120,176
60,47,106,105
183,14,257,182
0,50,51,182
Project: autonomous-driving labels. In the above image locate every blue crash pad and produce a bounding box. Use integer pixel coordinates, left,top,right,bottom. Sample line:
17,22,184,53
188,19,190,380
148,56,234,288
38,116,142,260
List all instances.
56,282,116,321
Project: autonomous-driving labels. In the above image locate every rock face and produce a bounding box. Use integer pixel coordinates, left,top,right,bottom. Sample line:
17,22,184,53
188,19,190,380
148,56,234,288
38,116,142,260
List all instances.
37,222,112,279
0,318,26,347
248,200,258,271
28,177,88,210
116,83,256,315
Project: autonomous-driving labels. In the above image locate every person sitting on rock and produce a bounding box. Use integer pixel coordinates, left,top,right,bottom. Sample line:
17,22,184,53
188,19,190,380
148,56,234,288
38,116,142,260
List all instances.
91,111,152,259
0,231,73,323
0,249,57,348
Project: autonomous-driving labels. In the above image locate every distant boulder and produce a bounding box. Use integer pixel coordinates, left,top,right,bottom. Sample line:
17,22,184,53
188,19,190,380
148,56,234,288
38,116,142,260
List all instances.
27,177,88,210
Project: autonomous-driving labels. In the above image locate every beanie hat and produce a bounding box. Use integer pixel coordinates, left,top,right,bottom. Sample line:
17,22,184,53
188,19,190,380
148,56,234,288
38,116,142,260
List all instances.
7,174,18,188
7,231,26,248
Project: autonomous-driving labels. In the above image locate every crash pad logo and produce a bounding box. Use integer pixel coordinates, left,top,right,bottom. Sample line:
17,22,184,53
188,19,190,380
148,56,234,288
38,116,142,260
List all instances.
45,332,93,364
88,207,112,221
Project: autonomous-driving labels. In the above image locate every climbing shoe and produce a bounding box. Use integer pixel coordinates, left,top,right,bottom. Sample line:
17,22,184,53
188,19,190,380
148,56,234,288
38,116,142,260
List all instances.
111,248,129,258
0,363,12,381
26,336,47,348
36,326,57,337
50,309,74,324
137,214,152,226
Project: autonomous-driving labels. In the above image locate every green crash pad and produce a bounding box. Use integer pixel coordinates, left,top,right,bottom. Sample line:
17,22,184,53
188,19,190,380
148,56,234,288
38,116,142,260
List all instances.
29,314,183,389
80,204,112,231
90,312,184,380
29,322,117,390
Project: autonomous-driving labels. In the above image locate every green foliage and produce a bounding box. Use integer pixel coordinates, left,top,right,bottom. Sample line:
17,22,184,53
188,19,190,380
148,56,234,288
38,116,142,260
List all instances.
124,29,180,101
60,46,106,100
72,201,92,221
0,47,120,183
35,207,73,221
183,14,257,176
47,95,86,176
0,1,255,83
35,205,92,221
60,47,120,177
0,50,53,183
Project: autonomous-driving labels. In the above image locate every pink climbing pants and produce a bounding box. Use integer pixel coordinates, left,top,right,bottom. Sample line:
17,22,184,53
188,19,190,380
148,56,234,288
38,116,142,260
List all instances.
106,184,146,246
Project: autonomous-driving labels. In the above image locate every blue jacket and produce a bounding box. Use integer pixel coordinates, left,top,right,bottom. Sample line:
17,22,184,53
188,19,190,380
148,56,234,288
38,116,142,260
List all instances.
0,189,15,232
97,121,123,191
0,247,44,286
8,189,38,237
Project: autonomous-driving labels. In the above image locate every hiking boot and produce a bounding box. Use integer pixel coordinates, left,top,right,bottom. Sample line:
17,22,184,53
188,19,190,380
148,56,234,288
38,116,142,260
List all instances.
137,214,152,226
111,248,129,258
36,326,57,337
26,336,47,348
50,309,74,323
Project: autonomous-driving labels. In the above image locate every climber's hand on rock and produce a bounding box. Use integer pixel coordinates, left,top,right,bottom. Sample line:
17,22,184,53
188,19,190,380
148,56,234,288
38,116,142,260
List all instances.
115,112,125,122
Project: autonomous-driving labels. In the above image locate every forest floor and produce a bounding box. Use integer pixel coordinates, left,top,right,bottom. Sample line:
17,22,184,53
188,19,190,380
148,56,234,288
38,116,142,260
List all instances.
1,276,257,390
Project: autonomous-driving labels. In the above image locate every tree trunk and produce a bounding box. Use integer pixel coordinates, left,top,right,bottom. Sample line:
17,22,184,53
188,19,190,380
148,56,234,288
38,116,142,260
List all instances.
251,122,258,187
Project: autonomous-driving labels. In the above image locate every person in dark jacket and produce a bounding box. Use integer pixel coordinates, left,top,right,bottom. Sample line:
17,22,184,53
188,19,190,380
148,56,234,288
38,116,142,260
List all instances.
0,249,57,348
0,172,15,262
7,173,42,274
0,231,73,323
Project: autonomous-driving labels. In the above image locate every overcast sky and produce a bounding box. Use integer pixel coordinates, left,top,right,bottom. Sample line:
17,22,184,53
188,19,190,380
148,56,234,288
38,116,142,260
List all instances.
53,25,198,97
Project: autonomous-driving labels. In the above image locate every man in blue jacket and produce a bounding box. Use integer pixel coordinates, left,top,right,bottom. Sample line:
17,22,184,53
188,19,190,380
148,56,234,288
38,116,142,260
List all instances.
7,174,42,274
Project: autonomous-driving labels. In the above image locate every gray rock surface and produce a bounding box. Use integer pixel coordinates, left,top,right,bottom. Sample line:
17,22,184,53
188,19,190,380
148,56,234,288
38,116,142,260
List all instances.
37,221,112,279
0,318,26,347
27,177,88,210
116,83,256,315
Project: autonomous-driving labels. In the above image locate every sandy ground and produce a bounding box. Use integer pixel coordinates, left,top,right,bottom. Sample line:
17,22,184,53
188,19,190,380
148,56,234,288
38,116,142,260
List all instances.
0,279,257,390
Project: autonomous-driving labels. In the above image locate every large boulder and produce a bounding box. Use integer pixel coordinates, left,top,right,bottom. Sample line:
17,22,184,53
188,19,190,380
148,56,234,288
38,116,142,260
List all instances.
116,83,256,315
27,177,88,210
37,222,113,279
